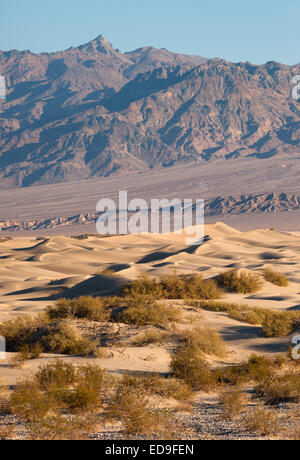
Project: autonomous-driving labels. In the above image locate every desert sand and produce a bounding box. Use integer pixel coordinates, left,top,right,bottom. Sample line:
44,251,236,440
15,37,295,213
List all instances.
0,222,299,387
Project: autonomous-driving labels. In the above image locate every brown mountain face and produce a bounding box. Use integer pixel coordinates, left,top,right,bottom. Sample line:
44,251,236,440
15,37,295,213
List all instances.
0,35,299,188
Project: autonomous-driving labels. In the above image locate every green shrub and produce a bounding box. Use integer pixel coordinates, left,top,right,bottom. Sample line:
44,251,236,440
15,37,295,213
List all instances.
217,270,263,294
263,269,289,287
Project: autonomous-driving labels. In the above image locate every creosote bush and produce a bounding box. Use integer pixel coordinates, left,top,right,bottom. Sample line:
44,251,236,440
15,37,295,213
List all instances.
133,329,170,347
170,345,214,390
124,274,222,300
263,269,289,287
217,270,263,294
117,294,182,326
47,296,109,322
181,327,228,358
245,407,280,436
219,388,248,419
193,301,300,338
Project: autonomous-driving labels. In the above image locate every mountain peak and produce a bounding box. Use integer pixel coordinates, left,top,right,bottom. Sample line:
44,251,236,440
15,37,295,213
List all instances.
78,34,118,55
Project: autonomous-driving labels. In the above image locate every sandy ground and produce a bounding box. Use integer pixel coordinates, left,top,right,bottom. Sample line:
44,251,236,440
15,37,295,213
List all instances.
0,222,299,387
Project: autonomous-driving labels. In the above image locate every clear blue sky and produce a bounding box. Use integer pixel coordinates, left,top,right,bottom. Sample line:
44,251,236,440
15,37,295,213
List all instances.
0,0,299,65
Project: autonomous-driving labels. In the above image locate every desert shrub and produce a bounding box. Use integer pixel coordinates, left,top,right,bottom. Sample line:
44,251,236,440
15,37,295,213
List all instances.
27,415,96,441
124,274,222,301
217,270,263,294
58,384,100,414
133,330,170,346
262,312,295,338
119,374,193,402
263,269,289,287
0,314,49,351
215,355,279,386
170,345,214,390
109,387,169,436
40,322,96,356
219,388,248,419
181,327,228,358
124,277,163,298
245,407,280,436
10,379,54,422
47,296,109,322
117,295,181,326
0,389,11,416
10,362,110,422
194,301,300,337
256,372,300,405
35,360,76,390
15,343,44,363
0,423,15,440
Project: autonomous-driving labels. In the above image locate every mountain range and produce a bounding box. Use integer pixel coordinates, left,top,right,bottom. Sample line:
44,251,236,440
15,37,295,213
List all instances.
0,35,300,188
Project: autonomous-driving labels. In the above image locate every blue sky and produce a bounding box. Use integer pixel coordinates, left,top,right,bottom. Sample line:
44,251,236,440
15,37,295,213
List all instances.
0,0,299,64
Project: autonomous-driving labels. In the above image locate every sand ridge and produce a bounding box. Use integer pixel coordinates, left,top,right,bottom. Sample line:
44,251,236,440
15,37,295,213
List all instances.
0,222,299,321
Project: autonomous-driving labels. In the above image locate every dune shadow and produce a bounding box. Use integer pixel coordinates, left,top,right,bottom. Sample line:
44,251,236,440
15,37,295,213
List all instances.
247,341,289,354
57,274,128,299
219,325,262,342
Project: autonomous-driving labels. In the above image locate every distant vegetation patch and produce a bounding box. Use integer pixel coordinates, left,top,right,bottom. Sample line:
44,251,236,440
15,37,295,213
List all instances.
216,270,263,294
263,269,289,287
192,300,300,337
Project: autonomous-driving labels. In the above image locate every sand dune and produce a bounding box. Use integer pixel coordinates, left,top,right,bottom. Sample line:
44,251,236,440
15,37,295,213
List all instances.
0,222,299,322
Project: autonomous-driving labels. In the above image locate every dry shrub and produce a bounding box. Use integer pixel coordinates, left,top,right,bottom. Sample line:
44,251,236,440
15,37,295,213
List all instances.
47,296,109,322
0,314,49,351
219,388,248,419
262,312,295,338
245,407,280,436
256,372,300,405
40,322,96,356
133,329,170,347
0,423,15,440
215,355,281,386
27,415,96,440
10,361,110,422
124,274,222,300
118,295,181,326
263,269,289,287
217,270,263,294
119,373,193,402
10,379,54,422
181,327,228,358
170,345,214,390
194,301,299,338
109,387,169,436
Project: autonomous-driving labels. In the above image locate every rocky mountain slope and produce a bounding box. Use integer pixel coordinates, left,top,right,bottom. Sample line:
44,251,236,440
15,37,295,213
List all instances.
1,192,299,232
0,35,299,188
